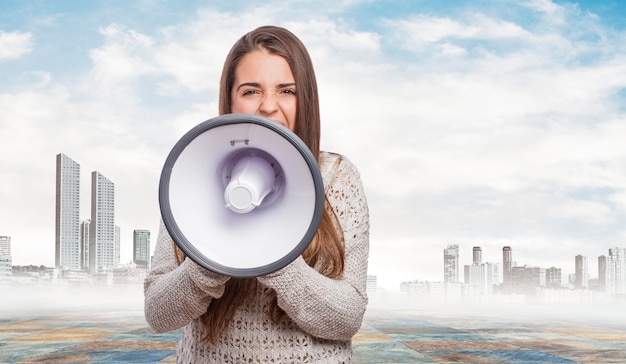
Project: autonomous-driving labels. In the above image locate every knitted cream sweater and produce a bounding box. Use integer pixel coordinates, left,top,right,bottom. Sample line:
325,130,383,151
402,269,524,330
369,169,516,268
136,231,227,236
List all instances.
144,152,370,363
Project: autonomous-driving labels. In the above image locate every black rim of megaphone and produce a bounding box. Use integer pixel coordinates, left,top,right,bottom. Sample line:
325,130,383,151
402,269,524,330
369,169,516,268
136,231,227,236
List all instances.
158,113,325,278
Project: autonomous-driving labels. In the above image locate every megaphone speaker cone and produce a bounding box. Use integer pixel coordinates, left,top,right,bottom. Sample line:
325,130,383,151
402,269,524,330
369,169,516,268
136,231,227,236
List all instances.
224,154,277,214
159,114,324,278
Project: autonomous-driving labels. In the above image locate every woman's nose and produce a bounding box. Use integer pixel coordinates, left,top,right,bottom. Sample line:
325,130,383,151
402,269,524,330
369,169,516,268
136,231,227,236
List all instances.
259,94,278,115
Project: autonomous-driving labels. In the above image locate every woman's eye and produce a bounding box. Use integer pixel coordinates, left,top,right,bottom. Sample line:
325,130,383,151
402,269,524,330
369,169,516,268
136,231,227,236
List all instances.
242,89,258,96
282,89,296,95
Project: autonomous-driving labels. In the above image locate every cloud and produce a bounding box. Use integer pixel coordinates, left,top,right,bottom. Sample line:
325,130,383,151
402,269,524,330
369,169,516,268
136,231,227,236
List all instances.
0,30,33,60
522,0,561,14
92,24,155,76
381,13,531,59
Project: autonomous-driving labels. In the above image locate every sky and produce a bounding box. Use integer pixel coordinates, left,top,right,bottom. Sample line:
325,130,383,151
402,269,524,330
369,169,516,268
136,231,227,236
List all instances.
1,0,626,291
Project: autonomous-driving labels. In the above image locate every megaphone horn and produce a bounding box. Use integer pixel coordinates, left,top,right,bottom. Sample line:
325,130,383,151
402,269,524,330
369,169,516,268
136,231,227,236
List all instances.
159,114,324,278
222,148,282,214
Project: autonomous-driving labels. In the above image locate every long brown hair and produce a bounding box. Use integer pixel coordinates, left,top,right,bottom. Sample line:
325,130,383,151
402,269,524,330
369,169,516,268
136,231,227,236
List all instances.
179,26,345,343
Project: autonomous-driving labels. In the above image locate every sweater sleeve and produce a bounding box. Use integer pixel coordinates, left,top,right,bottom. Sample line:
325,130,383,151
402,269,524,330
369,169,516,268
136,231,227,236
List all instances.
257,156,370,341
144,220,230,333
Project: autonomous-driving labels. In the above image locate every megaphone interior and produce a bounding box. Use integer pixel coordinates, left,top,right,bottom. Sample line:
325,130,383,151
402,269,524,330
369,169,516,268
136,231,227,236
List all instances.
159,114,324,277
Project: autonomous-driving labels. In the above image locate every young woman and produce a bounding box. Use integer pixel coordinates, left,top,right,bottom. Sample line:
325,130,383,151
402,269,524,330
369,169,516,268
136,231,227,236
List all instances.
144,25,370,363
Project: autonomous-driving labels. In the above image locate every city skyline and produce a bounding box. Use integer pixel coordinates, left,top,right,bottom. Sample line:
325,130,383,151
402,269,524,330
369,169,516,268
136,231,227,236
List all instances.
443,244,626,290
5,221,624,290
2,1,626,290
53,153,151,271
2,147,625,288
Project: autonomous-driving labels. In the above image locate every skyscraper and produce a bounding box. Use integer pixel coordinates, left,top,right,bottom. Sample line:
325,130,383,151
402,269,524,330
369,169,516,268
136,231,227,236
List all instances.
483,262,499,294
0,235,10,256
608,247,625,293
575,254,588,289
133,229,151,269
89,171,115,274
366,275,378,297
443,244,459,283
0,236,11,278
598,255,609,292
55,153,81,270
502,246,513,291
472,246,482,265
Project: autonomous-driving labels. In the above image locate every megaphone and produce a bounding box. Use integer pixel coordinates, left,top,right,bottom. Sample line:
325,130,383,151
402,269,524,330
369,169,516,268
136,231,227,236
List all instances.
159,114,324,277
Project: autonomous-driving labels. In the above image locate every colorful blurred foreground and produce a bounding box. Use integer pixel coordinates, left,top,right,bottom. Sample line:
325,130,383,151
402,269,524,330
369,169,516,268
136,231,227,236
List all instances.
1,285,625,363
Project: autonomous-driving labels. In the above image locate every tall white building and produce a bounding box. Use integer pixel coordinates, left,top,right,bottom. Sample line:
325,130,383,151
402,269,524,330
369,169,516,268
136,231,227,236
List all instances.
89,171,115,274
366,275,377,297
444,244,459,283
133,230,151,270
0,235,11,278
502,246,513,291
601,247,626,294
483,262,499,294
0,235,10,256
610,247,625,294
55,153,81,270
575,255,588,289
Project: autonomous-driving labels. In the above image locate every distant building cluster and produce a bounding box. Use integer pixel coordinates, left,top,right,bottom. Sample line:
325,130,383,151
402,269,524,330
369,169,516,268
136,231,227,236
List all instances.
1,154,152,285
399,244,626,304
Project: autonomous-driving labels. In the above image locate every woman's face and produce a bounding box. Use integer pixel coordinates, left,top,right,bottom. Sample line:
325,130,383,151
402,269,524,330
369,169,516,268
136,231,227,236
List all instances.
231,49,297,131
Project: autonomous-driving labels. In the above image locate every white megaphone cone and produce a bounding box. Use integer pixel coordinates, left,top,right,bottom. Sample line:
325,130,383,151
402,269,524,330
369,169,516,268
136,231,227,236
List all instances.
224,155,277,214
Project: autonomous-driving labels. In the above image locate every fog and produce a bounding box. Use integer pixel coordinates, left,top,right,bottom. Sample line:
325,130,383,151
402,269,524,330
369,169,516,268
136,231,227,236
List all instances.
1,283,145,317
368,292,626,328
3,283,624,330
